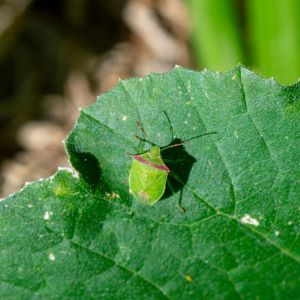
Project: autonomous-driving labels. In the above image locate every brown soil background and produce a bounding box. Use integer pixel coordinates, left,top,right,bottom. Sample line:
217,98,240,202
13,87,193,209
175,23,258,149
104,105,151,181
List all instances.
0,0,193,198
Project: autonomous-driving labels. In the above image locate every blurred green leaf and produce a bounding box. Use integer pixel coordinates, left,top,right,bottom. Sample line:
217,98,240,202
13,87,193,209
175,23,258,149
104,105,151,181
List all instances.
187,0,300,84
1,66,300,299
187,0,244,71
247,0,300,84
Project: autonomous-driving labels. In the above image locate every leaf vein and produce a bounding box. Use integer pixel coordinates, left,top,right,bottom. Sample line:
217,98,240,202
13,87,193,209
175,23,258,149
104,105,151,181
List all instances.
70,241,172,300
175,69,237,215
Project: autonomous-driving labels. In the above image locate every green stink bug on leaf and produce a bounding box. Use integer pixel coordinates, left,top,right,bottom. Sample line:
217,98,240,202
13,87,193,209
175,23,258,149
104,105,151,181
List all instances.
129,145,169,205
128,113,216,208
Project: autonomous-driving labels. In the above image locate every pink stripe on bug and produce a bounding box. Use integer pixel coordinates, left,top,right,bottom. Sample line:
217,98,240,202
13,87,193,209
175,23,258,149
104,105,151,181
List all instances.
132,155,169,172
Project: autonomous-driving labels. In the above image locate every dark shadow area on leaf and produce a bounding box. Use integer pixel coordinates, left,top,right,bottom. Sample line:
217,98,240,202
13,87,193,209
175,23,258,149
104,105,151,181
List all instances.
66,134,132,207
161,138,196,201
68,150,101,191
64,149,116,242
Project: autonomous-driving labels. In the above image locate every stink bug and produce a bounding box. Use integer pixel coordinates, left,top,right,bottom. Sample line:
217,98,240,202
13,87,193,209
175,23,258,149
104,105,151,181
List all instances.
128,112,216,207
129,145,169,205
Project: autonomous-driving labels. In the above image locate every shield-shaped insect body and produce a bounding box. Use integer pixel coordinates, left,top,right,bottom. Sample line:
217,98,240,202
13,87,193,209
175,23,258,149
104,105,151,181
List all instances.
129,146,169,205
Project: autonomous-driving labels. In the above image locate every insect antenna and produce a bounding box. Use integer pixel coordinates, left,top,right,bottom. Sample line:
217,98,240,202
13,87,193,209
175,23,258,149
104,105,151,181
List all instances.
161,131,217,152
133,120,156,147
182,131,218,143
167,180,185,213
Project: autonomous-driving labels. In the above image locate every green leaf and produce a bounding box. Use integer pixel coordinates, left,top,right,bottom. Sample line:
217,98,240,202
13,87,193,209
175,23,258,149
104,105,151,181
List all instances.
246,0,300,84
186,0,244,71
1,66,300,299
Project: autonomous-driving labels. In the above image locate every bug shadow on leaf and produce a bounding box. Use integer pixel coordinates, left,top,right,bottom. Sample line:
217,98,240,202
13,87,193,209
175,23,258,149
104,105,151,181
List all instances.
161,138,196,200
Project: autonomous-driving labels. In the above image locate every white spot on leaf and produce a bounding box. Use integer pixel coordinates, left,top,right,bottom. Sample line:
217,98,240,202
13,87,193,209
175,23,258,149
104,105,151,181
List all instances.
43,211,53,220
275,231,280,236
240,214,259,226
122,115,128,121
48,253,56,261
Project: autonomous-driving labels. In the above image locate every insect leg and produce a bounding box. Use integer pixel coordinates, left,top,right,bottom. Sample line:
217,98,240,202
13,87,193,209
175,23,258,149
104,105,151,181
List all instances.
178,189,185,213
136,121,148,138
133,120,156,148
133,135,156,146
166,180,185,213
